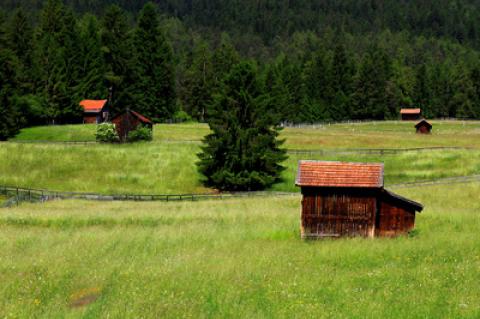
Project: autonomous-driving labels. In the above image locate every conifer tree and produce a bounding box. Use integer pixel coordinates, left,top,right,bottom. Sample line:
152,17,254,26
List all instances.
101,5,137,115
183,40,213,121
413,64,432,117
197,61,286,191
0,17,20,140
77,14,105,100
36,0,69,123
134,2,177,121
7,8,34,94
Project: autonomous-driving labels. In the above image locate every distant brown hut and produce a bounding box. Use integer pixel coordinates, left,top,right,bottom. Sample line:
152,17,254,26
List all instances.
400,108,421,121
80,99,109,124
415,119,432,134
295,161,423,239
111,109,153,142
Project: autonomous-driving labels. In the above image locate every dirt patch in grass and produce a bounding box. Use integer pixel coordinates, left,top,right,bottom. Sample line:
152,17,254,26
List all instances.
69,287,101,308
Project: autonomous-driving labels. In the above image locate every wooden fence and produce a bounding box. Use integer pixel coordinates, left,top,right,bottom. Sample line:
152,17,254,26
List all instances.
2,174,480,207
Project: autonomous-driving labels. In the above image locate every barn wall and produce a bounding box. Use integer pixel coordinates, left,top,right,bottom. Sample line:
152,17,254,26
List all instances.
376,200,416,237
416,125,431,134
301,187,377,239
402,114,421,121
83,114,98,124
112,114,140,141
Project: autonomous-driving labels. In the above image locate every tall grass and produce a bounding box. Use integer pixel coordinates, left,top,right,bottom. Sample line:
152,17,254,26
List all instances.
0,183,479,317
12,120,480,148
1,141,479,194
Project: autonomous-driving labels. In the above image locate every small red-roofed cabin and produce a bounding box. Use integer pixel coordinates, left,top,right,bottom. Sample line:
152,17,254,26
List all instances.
80,99,109,124
400,108,421,121
295,161,423,239
111,109,153,142
415,119,432,134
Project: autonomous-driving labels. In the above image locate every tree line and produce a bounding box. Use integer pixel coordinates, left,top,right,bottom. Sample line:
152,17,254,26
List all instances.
1,0,480,140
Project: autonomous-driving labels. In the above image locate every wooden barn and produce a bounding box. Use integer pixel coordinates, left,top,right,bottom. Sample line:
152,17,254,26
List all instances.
415,119,432,134
111,109,153,142
295,161,423,239
80,99,109,124
400,108,422,121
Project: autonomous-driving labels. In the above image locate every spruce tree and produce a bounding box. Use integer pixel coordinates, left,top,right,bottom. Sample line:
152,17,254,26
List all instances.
183,40,213,121
0,18,20,140
413,64,432,117
197,61,286,191
77,14,105,100
101,5,137,115
7,8,34,94
36,0,68,123
134,2,177,121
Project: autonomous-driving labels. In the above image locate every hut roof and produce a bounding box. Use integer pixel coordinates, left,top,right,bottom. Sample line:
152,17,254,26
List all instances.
382,189,424,212
111,109,153,124
400,108,421,114
79,99,108,113
295,161,384,188
415,119,432,128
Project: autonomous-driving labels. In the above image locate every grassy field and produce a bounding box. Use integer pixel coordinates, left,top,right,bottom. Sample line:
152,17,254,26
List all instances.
1,142,479,194
0,183,479,318
12,120,480,149
3,121,480,194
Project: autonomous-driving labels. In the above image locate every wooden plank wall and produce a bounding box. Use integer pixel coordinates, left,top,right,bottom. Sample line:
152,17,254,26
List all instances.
301,189,376,239
376,201,415,237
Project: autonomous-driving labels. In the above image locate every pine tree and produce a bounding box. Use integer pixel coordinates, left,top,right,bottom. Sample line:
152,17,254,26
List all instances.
413,64,431,117
197,61,287,191
451,68,477,118
183,40,213,121
7,8,34,94
36,0,68,124
330,44,355,120
351,47,392,119
134,2,177,121
0,17,20,140
77,14,106,100
101,5,137,115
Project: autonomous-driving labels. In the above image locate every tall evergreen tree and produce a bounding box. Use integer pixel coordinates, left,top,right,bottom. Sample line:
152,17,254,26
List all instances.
183,40,213,121
77,14,106,100
413,64,432,117
134,2,177,121
7,8,34,94
352,47,392,119
36,0,69,123
197,61,286,191
101,5,137,115
0,17,20,140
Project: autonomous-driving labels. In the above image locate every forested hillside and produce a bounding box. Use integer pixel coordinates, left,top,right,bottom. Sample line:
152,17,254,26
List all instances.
1,0,480,139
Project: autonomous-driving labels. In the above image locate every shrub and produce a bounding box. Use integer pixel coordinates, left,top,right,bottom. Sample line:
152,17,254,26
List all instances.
127,124,152,142
173,110,193,123
96,123,119,143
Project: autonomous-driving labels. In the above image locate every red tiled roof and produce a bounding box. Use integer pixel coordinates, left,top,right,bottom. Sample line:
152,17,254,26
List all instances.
296,161,384,188
79,99,107,113
400,108,421,114
130,110,153,124
415,119,432,128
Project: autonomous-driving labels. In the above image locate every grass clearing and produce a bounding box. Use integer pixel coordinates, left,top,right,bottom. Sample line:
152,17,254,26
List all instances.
1,142,479,194
0,183,479,317
12,120,480,149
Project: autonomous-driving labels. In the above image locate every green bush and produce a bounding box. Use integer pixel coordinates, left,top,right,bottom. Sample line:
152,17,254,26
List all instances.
173,110,193,123
95,123,119,143
127,124,152,142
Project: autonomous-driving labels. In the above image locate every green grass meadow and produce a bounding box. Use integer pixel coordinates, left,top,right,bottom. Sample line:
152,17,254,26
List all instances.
0,183,479,318
1,121,480,317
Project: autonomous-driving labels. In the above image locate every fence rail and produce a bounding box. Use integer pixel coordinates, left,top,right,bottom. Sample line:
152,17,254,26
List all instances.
0,185,298,208
2,174,480,207
287,146,474,155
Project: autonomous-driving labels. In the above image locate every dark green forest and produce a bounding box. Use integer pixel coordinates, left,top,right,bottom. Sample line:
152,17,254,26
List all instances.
1,0,480,139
